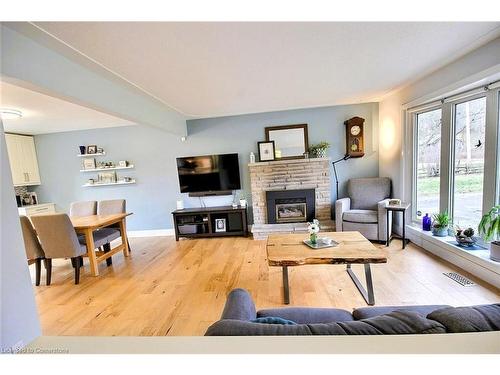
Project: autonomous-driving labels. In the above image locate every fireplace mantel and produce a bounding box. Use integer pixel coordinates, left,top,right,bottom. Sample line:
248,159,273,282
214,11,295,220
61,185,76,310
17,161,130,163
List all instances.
249,157,333,239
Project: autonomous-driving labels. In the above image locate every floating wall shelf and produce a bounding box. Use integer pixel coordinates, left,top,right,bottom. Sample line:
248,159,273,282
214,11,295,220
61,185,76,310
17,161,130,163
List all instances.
82,180,136,187
77,152,106,157
80,165,135,173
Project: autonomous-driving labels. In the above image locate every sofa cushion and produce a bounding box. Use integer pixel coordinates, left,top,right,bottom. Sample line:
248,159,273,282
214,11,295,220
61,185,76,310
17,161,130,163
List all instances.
427,304,500,332
343,210,378,224
205,319,314,336
353,305,451,320
205,311,446,336
310,311,446,335
251,317,297,325
257,307,353,324
220,288,257,321
347,177,391,210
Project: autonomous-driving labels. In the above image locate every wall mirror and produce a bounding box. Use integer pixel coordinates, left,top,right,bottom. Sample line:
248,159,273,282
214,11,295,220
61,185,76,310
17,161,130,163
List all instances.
264,124,309,159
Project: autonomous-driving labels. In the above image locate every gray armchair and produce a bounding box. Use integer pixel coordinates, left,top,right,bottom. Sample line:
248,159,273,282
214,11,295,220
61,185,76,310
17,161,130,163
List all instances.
335,177,392,242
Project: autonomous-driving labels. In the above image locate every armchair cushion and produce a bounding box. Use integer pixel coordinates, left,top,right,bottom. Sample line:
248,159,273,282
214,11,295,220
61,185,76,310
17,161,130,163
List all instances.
347,177,391,210
343,210,378,224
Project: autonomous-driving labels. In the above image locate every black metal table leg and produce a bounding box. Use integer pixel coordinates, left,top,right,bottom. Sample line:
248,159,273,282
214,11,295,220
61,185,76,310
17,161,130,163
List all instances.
346,263,375,305
402,211,406,249
282,266,290,305
386,210,390,246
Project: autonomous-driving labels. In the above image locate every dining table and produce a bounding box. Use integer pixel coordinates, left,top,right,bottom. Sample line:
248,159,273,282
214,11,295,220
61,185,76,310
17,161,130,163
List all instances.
70,213,132,276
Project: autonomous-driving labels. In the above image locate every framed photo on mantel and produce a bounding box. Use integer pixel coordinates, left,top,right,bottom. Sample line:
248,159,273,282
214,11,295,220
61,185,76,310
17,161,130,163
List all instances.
265,124,308,159
258,141,276,162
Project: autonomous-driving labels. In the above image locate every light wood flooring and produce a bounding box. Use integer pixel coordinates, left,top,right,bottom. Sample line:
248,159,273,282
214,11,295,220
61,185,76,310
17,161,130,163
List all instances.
30,236,500,336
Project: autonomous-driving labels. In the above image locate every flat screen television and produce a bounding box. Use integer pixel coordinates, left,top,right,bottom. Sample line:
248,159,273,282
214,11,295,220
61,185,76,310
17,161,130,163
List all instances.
176,153,241,195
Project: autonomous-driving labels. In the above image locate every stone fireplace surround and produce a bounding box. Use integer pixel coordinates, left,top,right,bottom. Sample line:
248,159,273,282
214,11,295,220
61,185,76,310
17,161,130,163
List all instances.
249,158,334,240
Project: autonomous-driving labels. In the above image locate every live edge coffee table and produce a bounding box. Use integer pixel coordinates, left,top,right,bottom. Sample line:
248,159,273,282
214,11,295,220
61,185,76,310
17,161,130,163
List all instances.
266,231,387,305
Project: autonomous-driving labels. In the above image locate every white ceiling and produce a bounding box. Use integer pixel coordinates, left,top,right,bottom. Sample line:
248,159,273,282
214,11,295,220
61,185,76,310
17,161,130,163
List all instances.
33,22,500,118
0,82,135,135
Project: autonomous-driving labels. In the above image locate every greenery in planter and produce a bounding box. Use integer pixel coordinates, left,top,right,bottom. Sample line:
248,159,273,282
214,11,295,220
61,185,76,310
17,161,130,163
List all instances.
309,141,330,158
432,212,451,229
478,205,500,242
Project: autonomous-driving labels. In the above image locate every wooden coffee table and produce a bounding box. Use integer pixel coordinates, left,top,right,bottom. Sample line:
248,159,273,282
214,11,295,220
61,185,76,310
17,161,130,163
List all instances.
266,231,387,305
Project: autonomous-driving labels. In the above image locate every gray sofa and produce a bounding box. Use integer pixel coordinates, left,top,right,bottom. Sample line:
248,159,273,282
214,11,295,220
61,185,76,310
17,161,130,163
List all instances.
205,289,500,335
335,177,392,242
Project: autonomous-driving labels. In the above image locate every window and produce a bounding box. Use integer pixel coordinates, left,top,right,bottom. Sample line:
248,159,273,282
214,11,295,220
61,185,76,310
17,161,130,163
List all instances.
415,108,442,218
410,84,500,236
452,97,486,229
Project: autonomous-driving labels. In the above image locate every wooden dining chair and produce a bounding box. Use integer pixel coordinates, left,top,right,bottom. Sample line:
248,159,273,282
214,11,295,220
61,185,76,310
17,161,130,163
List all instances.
31,213,110,285
19,216,45,286
97,199,130,258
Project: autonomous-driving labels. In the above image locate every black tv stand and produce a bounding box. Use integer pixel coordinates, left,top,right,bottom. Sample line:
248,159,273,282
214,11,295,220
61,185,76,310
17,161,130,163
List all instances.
172,205,248,241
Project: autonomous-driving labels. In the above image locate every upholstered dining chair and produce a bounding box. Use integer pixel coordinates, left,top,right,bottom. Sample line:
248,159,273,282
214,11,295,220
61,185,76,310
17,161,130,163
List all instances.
335,177,392,242
97,199,130,257
19,216,45,286
31,213,110,285
69,200,97,217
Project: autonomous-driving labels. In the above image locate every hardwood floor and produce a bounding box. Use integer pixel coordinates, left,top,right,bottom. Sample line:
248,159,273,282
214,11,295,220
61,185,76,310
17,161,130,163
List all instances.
30,236,499,336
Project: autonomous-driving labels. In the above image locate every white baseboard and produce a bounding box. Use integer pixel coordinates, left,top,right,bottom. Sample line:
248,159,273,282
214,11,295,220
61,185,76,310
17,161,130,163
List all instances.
127,229,175,238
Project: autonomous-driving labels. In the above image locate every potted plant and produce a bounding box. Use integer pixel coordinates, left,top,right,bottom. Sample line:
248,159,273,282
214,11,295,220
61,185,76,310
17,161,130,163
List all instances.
309,141,330,158
431,212,450,237
478,205,500,262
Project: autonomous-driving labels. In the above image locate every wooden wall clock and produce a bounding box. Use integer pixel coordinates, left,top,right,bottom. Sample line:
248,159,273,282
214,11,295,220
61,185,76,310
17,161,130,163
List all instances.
344,116,365,158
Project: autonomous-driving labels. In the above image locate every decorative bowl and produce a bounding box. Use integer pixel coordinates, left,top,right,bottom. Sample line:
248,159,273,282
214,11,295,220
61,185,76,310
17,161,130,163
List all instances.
455,235,478,247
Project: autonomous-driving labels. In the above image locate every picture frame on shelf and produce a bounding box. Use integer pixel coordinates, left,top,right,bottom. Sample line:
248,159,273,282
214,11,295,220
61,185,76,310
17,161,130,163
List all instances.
215,218,227,232
118,160,128,167
29,192,38,205
87,145,98,154
82,158,96,170
258,141,276,162
97,171,117,184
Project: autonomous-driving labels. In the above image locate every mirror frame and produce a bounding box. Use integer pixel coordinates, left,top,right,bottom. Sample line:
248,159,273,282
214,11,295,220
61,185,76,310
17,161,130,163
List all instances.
264,124,309,160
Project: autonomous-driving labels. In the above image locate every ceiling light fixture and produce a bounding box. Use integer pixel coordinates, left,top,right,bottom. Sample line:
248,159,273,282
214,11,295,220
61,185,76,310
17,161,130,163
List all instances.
0,109,23,120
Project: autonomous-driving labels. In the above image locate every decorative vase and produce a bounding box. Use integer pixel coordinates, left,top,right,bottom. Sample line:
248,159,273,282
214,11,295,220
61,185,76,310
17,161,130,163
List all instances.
310,232,317,245
432,226,448,237
79,145,86,154
316,149,327,158
239,199,247,208
422,213,431,231
490,241,500,262
249,152,256,164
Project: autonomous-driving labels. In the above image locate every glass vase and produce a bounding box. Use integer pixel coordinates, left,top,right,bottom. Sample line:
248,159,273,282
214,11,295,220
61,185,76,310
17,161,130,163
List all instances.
310,233,317,244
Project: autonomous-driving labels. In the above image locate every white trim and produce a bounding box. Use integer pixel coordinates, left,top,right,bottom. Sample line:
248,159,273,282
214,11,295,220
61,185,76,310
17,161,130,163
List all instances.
127,229,175,238
403,64,500,110
406,225,500,288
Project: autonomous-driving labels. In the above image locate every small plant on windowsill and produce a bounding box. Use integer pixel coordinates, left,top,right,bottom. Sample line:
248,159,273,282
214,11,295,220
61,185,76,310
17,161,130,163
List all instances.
431,212,451,237
308,219,320,244
309,141,330,158
478,205,500,262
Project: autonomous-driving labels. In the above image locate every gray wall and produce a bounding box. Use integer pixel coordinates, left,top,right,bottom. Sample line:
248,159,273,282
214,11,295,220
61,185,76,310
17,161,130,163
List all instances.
1,124,41,351
34,102,379,230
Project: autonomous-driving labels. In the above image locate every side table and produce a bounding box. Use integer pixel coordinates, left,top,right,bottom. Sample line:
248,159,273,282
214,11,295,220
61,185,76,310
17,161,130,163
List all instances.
385,202,411,249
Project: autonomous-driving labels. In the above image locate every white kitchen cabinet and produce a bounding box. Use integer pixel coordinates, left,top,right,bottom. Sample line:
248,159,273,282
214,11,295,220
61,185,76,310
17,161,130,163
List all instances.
18,203,56,217
5,134,41,186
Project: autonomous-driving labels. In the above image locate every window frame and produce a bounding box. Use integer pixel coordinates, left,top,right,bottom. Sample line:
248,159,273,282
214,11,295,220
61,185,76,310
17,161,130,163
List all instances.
411,105,443,222
409,85,500,231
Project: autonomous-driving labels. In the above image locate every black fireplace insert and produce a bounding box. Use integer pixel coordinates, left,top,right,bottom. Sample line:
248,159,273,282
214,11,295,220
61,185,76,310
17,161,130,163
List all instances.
266,189,315,224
